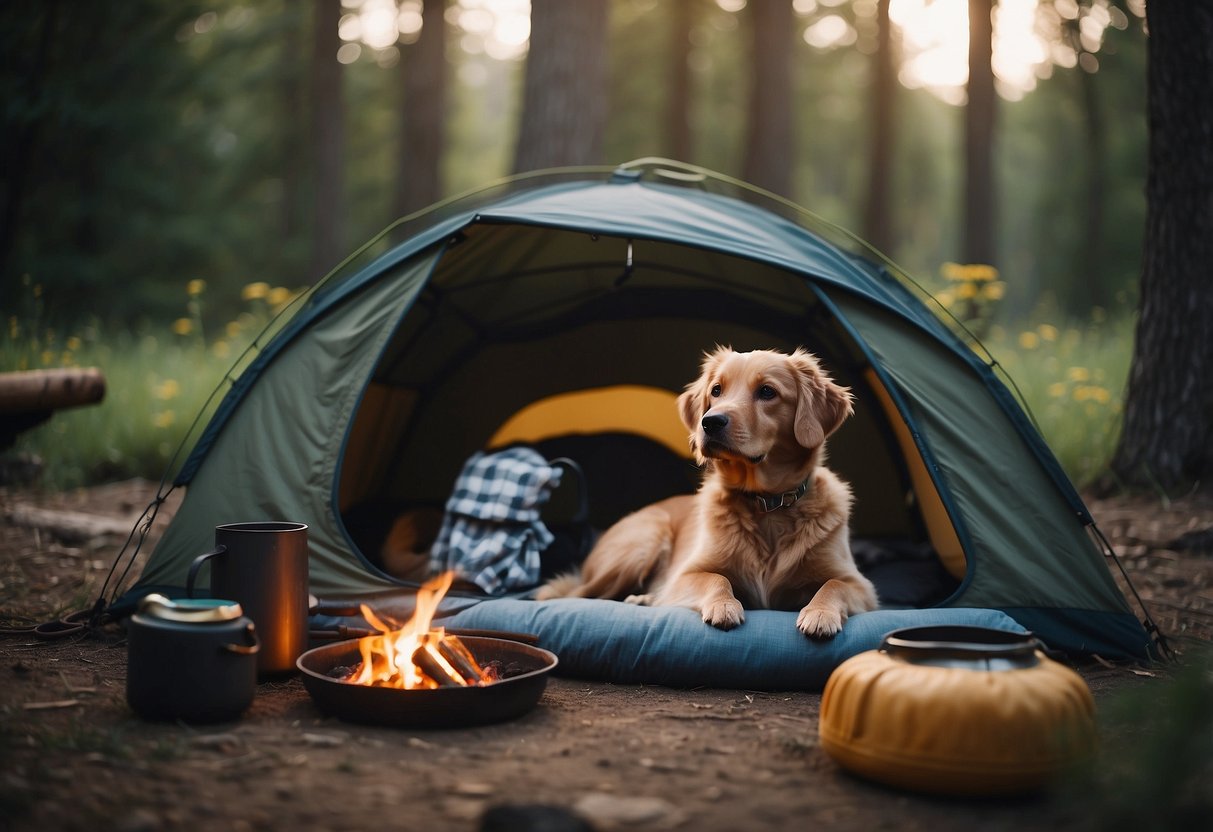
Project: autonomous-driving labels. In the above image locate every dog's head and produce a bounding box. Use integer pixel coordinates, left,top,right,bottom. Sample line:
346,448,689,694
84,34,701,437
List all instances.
677,347,853,488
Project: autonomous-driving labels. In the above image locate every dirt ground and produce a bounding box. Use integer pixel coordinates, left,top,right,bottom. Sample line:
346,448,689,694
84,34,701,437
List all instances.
1,479,1211,832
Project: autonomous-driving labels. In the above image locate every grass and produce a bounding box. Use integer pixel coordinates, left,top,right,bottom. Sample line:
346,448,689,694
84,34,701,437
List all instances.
3,277,1135,493
981,311,1133,489
2,278,292,491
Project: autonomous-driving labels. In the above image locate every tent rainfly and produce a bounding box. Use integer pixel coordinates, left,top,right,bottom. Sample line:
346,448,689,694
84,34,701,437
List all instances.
130,160,1156,662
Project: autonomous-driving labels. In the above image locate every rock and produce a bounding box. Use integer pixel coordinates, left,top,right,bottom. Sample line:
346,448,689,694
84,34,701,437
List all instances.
115,808,161,832
574,792,684,828
300,731,347,748
480,803,595,832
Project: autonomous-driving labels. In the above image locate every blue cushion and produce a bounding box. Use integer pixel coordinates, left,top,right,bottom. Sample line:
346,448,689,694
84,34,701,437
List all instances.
444,598,1027,691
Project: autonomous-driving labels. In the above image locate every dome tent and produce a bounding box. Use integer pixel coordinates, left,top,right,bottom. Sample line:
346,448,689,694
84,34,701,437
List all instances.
128,159,1156,672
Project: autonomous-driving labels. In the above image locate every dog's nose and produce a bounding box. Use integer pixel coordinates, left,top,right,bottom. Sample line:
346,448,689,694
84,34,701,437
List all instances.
702,413,728,434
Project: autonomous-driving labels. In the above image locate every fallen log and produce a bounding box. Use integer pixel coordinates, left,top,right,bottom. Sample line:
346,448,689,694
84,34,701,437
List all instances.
5,504,135,543
0,367,106,413
0,367,106,451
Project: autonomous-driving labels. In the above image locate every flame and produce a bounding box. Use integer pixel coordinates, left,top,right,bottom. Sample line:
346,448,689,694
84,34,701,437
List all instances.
345,571,494,689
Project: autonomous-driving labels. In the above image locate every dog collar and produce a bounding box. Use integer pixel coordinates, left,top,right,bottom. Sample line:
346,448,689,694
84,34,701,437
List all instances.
749,477,810,513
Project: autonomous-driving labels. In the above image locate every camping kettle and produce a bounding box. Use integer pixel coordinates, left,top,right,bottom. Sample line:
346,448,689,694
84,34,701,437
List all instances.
126,594,260,723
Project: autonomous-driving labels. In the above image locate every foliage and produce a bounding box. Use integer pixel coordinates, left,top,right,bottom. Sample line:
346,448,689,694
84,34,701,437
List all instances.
2,278,293,490
987,312,1131,489
1,1,1149,331
924,264,1132,489
1061,648,1213,832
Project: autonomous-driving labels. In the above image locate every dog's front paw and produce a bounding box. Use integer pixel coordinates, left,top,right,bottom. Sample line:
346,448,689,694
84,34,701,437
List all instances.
703,599,745,630
797,606,843,638
624,593,654,606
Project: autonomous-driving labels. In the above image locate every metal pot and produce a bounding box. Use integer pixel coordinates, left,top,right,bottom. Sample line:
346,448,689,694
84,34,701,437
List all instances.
126,594,260,723
297,636,558,729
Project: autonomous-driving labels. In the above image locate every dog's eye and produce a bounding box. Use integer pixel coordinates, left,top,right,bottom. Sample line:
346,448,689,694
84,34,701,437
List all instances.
757,384,777,401
710,383,722,397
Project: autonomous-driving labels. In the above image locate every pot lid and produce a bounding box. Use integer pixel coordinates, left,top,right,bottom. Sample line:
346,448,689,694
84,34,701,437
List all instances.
137,593,244,623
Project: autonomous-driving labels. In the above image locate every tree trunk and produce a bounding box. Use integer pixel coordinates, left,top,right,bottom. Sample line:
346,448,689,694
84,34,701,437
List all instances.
963,0,996,267
394,0,446,217
511,0,609,174
0,1,58,279
863,0,895,254
664,0,694,162
280,6,306,243
1110,3,1213,493
1076,56,1107,309
310,0,345,280
742,0,795,198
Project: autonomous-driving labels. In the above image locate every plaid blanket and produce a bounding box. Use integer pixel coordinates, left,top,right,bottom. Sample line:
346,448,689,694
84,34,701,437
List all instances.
429,447,563,594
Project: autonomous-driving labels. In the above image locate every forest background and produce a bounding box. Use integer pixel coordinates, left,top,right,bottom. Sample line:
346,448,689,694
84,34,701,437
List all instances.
1,0,1150,491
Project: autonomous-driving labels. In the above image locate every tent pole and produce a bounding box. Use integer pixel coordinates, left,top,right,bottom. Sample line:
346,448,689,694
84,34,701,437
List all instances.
1090,522,1175,662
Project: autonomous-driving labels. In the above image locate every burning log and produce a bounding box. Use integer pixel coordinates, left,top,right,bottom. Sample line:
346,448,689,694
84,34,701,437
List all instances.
410,634,481,688
341,572,498,689
438,635,495,683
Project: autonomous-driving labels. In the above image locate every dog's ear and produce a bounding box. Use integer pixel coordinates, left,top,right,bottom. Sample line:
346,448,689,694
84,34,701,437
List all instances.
791,350,854,449
677,386,702,435
678,346,731,437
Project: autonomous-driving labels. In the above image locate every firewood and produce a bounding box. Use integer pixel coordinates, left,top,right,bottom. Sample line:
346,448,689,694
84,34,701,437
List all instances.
411,641,467,687
436,636,489,683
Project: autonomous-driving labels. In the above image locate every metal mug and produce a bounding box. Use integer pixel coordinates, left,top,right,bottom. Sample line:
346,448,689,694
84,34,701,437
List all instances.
187,521,309,678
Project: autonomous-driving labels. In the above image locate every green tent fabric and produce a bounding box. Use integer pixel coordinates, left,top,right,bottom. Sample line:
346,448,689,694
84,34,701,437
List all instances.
134,160,1153,660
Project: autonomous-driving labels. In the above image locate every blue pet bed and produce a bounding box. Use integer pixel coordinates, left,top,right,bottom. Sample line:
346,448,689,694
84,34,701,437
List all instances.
444,598,1026,690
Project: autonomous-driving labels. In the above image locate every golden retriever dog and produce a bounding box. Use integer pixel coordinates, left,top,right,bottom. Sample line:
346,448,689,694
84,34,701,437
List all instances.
537,346,878,637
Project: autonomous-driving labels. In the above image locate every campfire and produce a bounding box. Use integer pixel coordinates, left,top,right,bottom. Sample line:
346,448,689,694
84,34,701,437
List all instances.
296,577,558,727
339,571,499,689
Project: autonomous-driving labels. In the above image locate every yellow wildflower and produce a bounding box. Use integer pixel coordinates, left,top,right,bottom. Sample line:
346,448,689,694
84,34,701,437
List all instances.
1048,382,1067,398
1072,385,1110,404
941,262,966,282
225,321,243,338
966,264,999,282
153,410,176,429
956,281,978,300
212,340,231,359
242,281,271,301
154,379,181,400
172,318,193,336
982,281,1005,300
1037,324,1059,342
187,279,207,296
66,336,82,351
1067,367,1090,382
268,286,293,306
935,290,955,308
1018,331,1040,350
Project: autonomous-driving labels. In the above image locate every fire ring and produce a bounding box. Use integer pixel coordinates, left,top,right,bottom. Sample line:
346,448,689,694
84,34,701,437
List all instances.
297,636,559,729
